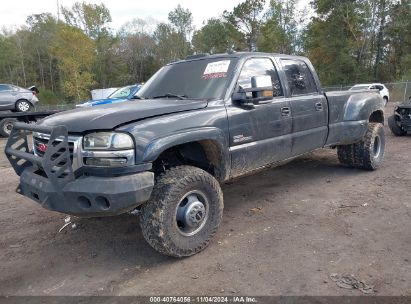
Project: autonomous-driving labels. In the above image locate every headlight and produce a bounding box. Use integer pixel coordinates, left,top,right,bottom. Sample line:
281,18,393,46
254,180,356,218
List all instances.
83,132,134,150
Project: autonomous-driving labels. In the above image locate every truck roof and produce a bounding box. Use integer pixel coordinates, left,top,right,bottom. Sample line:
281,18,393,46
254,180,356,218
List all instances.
171,52,309,65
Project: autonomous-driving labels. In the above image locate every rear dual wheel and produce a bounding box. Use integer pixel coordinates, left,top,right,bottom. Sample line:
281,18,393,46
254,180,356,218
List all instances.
337,123,385,170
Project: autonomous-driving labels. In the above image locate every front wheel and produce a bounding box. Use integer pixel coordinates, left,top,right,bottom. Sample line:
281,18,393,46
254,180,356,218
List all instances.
139,166,223,257
337,123,385,170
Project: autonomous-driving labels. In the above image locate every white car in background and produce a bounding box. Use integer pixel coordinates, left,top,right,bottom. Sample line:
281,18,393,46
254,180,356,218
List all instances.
349,83,390,106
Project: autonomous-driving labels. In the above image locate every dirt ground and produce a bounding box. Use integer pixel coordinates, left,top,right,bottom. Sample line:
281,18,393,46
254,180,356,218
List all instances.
0,103,410,296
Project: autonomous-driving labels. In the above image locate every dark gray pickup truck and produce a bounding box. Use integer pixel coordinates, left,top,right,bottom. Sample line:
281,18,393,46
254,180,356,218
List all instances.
5,52,385,257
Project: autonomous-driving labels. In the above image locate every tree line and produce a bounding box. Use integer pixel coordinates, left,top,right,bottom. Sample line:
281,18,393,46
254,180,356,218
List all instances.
0,0,410,103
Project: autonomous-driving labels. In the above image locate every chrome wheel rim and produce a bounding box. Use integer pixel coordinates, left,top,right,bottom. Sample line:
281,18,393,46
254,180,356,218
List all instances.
175,190,209,236
18,102,30,112
373,135,381,158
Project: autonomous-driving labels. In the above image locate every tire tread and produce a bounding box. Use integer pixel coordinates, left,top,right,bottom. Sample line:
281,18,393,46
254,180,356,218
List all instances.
337,123,385,170
139,166,223,257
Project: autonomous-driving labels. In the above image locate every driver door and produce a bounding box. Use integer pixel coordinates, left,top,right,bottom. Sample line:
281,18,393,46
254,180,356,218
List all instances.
226,57,292,178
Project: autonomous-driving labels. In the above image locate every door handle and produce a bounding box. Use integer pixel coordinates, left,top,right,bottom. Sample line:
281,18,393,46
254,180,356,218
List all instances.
315,102,323,111
281,107,291,116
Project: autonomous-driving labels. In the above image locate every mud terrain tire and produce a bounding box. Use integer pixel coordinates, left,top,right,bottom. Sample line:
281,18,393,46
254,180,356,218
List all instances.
337,123,385,170
139,166,223,257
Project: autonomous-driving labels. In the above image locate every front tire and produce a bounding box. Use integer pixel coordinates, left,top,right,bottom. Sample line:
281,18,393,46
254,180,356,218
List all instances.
337,123,385,170
388,115,407,136
139,166,223,257
15,100,33,112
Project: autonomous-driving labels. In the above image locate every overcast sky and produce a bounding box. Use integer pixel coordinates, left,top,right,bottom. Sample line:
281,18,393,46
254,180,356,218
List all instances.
0,0,256,32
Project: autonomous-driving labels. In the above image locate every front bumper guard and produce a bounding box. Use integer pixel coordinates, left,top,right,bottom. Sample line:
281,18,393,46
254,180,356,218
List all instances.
6,122,75,190
5,123,154,216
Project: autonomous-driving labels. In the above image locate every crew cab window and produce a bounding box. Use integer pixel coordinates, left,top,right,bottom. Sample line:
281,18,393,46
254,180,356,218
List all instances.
281,59,318,96
238,58,283,97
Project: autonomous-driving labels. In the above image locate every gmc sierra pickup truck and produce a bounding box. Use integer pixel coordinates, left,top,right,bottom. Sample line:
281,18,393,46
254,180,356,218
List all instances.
5,52,385,257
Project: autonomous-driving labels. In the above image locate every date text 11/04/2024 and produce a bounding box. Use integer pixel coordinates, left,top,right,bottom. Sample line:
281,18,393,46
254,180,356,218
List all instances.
149,296,258,303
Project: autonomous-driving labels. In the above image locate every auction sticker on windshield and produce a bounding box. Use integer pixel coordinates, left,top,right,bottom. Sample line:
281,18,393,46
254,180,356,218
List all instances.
202,60,230,79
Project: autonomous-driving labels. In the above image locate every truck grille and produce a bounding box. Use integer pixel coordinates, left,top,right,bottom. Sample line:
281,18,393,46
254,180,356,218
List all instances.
33,136,75,162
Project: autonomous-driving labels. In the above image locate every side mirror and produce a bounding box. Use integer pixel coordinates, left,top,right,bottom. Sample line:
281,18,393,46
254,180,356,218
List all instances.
232,85,254,107
232,75,273,107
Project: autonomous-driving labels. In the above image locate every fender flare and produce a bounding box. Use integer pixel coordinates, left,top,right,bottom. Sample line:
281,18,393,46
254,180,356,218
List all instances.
142,127,230,181
343,92,384,122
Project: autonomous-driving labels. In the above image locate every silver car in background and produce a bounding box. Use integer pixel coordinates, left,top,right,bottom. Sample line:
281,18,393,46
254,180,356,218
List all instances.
0,84,39,112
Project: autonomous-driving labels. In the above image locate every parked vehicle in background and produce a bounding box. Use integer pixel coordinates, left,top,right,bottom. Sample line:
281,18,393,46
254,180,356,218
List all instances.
0,84,39,112
76,84,142,108
5,52,385,257
388,96,411,136
349,83,389,105
91,87,118,100
0,110,59,137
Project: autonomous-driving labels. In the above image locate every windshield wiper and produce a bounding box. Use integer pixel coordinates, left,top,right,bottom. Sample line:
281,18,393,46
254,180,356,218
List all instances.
151,93,188,100
132,95,144,99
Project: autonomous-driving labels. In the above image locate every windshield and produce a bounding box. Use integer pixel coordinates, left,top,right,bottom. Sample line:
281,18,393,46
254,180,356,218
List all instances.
137,58,238,100
350,85,369,91
108,85,137,99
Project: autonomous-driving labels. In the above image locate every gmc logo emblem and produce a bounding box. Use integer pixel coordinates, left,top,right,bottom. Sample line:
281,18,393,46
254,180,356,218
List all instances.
38,143,48,153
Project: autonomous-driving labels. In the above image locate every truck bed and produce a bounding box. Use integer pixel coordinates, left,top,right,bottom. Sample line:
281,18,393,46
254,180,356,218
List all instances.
324,90,383,146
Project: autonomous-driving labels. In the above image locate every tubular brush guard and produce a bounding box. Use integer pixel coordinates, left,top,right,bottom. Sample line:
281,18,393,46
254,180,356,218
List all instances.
5,122,74,194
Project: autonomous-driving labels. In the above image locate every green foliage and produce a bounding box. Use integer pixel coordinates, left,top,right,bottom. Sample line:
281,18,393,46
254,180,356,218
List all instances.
258,0,298,54
192,18,244,53
61,1,112,39
304,0,411,85
224,0,266,51
37,88,63,104
0,33,21,84
0,0,410,105
385,0,411,81
304,2,361,85
168,5,193,40
154,22,191,64
50,24,96,101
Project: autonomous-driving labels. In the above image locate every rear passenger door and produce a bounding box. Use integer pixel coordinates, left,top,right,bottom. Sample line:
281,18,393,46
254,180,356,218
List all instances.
279,59,328,156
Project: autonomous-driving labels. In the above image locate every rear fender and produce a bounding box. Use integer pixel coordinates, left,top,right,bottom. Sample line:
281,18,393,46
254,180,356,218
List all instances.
326,92,384,146
343,92,384,122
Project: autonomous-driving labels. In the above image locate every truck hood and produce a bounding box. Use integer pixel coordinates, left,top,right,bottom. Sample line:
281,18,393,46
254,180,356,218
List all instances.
38,99,208,133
